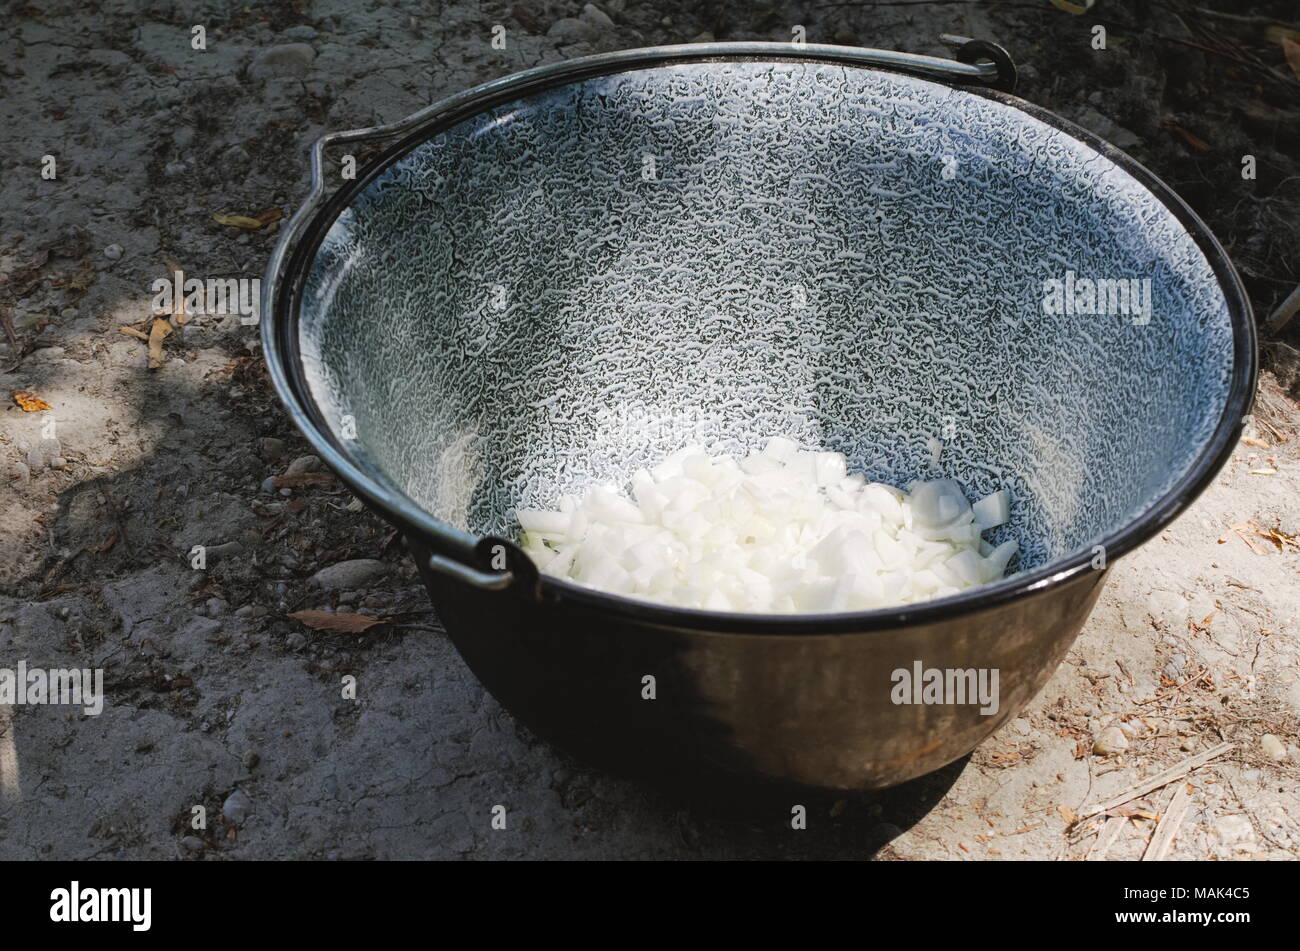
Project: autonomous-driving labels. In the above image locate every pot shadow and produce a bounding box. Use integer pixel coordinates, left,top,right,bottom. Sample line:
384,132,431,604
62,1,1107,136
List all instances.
542,738,972,859
657,754,972,858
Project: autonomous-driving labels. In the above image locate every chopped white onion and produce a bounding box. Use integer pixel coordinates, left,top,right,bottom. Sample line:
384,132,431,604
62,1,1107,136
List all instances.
517,443,1018,613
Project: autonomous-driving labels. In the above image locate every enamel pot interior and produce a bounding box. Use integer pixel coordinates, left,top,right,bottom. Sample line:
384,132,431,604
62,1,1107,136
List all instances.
285,55,1253,626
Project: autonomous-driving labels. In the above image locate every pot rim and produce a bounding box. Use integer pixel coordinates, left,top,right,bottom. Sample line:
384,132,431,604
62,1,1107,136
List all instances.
262,42,1258,635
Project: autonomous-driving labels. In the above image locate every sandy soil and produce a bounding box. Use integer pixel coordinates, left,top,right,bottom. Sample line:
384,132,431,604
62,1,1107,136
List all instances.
1,0,1297,859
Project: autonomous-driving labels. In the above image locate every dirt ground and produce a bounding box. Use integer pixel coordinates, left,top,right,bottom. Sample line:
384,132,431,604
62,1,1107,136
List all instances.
1,0,1298,860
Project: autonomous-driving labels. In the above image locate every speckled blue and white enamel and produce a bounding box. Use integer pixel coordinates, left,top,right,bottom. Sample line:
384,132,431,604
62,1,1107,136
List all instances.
298,60,1234,576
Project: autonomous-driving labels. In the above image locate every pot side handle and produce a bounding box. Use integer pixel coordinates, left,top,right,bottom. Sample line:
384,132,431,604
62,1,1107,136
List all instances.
424,535,538,594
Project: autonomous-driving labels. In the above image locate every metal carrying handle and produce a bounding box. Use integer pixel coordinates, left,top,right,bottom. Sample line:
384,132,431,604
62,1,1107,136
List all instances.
942,35,1018,91
424,536,538,592
262,38,1017,594
427,552,515,590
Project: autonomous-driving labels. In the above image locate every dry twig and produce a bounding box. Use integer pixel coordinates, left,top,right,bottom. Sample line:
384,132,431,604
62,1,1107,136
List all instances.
1078,742,1233,820
1141,782,1193,861
1086,815,1128,860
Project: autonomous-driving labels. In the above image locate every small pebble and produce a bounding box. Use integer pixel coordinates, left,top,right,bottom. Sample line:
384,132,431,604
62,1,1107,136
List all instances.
871,822,903,843
309,558,388,590
1092,725,1129,756
547,17,597,43
1214,813,1254,847
1260,734,1287,762
222,789,252,825
103,244,123,260
206,541,244,563
1162,652,1187,681
247,43,316,80
242,751,260,770
284,454,321,475
581,3,615,29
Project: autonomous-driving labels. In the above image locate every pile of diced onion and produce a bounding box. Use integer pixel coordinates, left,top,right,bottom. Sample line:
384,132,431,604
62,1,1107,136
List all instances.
517,438,1017,613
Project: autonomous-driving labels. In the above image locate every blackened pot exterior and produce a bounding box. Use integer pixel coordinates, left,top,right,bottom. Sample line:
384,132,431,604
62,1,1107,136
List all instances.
411,536,1107,793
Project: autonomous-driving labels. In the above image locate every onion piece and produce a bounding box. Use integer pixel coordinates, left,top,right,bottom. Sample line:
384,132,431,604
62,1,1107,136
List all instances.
517,443,1018,613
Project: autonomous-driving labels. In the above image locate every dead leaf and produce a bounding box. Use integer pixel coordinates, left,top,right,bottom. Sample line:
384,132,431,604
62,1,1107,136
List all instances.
1283,38,1300,83
1266,26,1300,47
5,249,51,295
253,207,284,225
272,472,334,488
118,325,150,341
147,317,172,369
1164,122,1213,151
86,532,118,553
1057,804,1078,825
11,390,52,412
212,213,265,230
50,261,95,294
1227,522,1269,554
1049,0,1094,14
287,610,386,633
